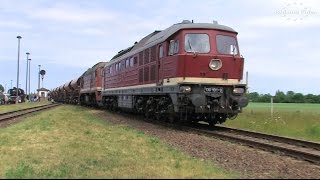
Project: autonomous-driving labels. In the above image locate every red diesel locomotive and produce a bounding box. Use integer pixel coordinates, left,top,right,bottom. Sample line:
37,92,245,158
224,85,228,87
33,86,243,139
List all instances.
79,62,106,106
52,20,248,126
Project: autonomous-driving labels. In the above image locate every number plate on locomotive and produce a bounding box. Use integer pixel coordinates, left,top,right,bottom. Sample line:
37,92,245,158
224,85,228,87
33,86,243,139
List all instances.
204,87,223,93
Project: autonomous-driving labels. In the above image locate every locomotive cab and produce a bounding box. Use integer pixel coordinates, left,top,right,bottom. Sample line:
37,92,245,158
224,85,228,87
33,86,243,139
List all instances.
163,25,248,124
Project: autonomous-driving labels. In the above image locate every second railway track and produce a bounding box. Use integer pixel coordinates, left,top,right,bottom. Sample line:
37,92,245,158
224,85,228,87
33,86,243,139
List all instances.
0,103,61,122
184,123,320,165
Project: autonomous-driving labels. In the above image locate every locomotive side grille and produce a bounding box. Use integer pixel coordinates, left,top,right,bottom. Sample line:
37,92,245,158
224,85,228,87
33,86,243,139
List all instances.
144,66,149,81
139,68,143,82
150,65,156,81
150,46,156,62
144,48,150,64
139,52,143,66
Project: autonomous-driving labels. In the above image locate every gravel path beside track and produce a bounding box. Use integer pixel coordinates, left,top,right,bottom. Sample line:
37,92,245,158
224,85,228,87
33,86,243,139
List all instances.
94,110,320,179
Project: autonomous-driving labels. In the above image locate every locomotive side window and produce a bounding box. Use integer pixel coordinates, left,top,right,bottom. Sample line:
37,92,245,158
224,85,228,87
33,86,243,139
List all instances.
109,66,113,74
122,61,125,70
126,58,130,68
134,57,138,65
100,68,104,77
119,62,123,71
174,41,179,54
216,35,238,55
184,33,210,53
130,57,134,67
168,40,179,55
159,46,164,58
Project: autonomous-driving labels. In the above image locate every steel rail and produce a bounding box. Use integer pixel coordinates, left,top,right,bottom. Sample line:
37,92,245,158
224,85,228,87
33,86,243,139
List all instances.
184,125,320,165
214,125,320,151
0,103,61,122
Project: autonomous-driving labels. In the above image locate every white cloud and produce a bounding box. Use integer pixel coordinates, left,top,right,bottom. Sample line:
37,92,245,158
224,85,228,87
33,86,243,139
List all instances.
287,41,305,49
79,28,107,36
247,15,320,28
0,21,32,29
28,6,118,23
245,0,320,28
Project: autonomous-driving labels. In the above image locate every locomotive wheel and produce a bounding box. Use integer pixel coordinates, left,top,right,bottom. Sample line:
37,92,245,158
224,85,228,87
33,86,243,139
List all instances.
145,110,152,121
111,101,117,111
168,115,177,123
209,120,216,127
167,104,177,123
155,113,162,121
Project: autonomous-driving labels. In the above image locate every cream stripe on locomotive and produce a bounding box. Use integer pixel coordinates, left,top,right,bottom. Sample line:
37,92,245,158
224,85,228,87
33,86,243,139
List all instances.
163,77,241,86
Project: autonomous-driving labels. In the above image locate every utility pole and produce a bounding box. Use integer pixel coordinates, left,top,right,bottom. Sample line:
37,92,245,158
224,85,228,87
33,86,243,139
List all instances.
246,71,249,94
16,36,22,104
28,58,31,95
25,52,30,99
38,65,41,90
38,65,41,102
271,96,274,119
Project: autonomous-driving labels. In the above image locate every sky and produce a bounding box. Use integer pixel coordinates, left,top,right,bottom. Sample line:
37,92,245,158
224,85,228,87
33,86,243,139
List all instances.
0,0,320,95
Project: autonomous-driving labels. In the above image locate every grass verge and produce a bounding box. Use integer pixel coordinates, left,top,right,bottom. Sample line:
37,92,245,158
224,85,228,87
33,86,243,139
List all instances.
0,105,235,178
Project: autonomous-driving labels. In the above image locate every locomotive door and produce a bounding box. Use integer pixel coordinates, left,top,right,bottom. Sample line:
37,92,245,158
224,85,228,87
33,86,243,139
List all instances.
157,44,164,85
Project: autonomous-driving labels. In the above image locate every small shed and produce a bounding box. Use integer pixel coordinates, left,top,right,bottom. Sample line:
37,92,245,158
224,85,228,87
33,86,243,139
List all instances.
37,88,50,98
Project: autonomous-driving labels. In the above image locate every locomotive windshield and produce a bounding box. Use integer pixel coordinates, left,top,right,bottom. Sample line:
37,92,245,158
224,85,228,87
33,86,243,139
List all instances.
184,33,210,53
216,35,238,55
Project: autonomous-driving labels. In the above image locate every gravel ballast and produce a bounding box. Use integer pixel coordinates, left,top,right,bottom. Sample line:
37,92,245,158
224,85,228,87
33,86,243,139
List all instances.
95,110,320,179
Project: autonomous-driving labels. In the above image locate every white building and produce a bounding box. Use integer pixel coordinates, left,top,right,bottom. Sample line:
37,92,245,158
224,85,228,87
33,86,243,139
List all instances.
37,88,50,98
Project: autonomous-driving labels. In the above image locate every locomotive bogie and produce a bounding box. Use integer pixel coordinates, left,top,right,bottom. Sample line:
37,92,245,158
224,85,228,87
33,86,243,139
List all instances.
100,82,248,124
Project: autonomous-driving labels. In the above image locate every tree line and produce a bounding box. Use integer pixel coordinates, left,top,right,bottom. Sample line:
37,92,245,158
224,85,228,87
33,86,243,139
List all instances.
248,90,320,103
0,84,4,93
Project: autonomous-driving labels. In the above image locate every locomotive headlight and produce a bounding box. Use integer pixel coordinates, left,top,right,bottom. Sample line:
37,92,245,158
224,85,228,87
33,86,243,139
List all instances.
233,87,245,95
209,59,222,71
180,86,192,93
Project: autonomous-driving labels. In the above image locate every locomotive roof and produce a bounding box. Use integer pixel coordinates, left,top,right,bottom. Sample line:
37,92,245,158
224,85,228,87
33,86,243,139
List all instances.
106,21,237,66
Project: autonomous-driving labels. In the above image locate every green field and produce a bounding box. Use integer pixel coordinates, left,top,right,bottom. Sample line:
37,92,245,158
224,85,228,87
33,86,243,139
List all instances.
0,105,235,178
225,103,320,142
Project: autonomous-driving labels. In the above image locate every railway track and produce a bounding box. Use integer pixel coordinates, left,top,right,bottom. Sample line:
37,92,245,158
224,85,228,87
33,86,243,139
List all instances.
107,108,320,165
182,123,320,165
0,103,61,122
102,108,320,165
